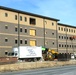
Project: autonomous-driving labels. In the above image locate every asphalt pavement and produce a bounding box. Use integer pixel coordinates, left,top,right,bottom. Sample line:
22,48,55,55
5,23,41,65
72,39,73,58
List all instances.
0,65,76,75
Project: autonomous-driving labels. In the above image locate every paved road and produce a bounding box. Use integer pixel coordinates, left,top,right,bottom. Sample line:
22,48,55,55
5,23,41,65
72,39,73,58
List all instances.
0,65,76,75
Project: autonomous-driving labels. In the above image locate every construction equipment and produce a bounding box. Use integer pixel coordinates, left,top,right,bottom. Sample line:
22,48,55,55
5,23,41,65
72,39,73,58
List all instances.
42,47,58,61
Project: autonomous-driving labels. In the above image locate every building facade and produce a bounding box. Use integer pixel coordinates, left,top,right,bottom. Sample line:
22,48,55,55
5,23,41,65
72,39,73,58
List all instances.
0,6,76,57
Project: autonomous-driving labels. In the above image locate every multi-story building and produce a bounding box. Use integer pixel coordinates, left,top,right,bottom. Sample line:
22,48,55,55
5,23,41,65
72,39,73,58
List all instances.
57,23,76,53
0,6,59,57
0,6,76,57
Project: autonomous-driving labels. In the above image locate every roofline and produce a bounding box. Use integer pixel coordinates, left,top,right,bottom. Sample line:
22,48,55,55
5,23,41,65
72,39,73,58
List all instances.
58,23,76,28
0,6,60,21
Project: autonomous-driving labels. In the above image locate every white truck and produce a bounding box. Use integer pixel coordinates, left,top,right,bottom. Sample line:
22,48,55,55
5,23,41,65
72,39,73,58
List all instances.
12,46,42,62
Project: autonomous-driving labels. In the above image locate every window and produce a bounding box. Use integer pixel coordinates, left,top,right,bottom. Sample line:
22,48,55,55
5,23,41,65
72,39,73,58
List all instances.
59,44,61,47
64,36,66,39
25,29,27,33
59,36,60,39
25,40,27,44
69,29,70,32
5,38,8,42
74,30,75,33
15,27,18,32
61,28,63,31
30,18,36,25
15,15,17,20
71,29,73,32
58,27,60,30
52,22,54,26
20,16,22,21
52,33,54,35
5,52,8,55
20,40,23,44
30,40,36,46
30,29,36,36
62,36,63,39
20,28,22,32
24,17,27,21
52,42,54,45
5,25,8,29
67,28,68,32
64,28,66,31
62,45,63,47
15,40,18,44
5,13,8,17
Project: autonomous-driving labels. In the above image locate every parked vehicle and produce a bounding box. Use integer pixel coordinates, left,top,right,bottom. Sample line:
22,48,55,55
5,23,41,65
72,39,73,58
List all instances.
12,46,42,62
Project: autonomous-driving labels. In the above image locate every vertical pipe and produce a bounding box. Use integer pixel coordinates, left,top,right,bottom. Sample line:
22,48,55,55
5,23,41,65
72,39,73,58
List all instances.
18,13,20,59
66,27,68,60
43,18,45,47
56,22,58,52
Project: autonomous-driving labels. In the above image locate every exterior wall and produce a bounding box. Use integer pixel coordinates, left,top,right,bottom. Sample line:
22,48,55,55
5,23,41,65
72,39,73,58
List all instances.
58,24,76,53
0,6,76,57
0,8,58,57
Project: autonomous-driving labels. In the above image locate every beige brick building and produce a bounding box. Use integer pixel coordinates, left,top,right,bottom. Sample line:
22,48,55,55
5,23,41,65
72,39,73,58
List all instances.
0,6,76,57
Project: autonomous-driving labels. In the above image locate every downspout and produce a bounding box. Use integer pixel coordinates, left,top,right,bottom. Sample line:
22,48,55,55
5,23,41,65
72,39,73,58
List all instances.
56,22,58,52
43,18,45,47
18,12,20,59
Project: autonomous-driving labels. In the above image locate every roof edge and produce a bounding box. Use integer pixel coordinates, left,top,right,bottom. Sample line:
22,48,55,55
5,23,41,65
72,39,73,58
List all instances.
58,23,76,28
0,6,60,21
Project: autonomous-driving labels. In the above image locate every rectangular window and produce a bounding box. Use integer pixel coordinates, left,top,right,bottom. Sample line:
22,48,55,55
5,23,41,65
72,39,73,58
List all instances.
20,16,22,21
30,29,36,36
5,52,8,55
52,33,54,35
61,28,63,31
58,27,60,30
20,40,23,44
15,40,18,44
15,15,17,20
5,25,8,29
5,38,8,42
5,13,8,17
30,40,36,46
52,22,54,26
24,17,27,21
20,28,22,32
30,18,36,25
25,29,27,33
15,27,18,32
25,40,27,44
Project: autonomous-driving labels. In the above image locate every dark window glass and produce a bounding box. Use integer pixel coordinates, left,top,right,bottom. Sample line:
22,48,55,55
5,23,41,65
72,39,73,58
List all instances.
25,17,27,21
5,38,8,42
30,18,36,25
5,25,8,29
5,13,8,17
15,28,18,32
5,52,8,55
52,22,54,26
15,15,17,20
20,40,23,44
59,36,60,39
59,27,60,30
25,29,27,33
15,40,18,44
25,40,27,44
52,33,54,35
20,16,22,21
20,28,22,32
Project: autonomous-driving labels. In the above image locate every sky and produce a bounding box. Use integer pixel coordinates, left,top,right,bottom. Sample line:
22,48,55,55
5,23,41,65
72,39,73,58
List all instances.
0,0,76,26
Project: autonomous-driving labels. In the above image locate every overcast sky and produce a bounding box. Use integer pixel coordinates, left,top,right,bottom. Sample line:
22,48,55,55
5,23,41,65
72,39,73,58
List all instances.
0,0,76,26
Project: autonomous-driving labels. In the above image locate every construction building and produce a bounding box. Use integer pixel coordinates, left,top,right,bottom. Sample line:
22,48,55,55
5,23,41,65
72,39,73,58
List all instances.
0,6,76,57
